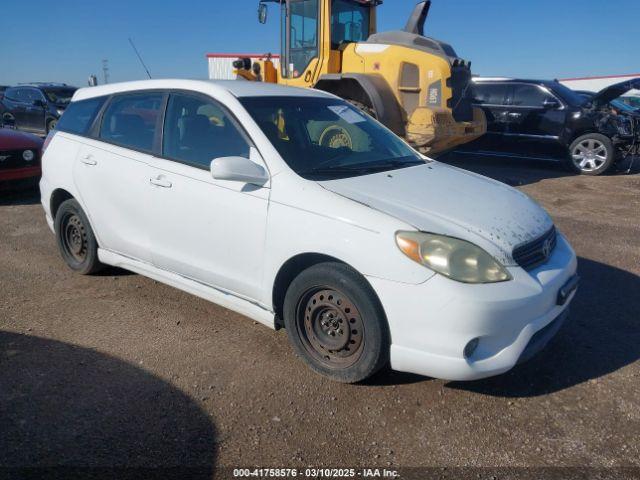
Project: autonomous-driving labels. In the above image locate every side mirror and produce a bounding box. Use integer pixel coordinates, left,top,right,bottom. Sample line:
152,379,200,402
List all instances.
542,98,560,109
211,154,268,186
258,3,268,24
33,99,46,108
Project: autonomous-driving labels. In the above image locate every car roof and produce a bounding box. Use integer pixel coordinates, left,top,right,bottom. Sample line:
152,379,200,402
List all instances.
472,77,561,87
17,83,75,89
72,79,334,102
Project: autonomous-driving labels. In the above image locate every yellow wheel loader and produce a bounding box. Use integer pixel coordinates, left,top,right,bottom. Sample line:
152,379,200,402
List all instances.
234,0,486,155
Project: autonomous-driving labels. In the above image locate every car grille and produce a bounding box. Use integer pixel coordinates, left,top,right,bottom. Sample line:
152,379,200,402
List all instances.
512,226,557,271
0,149,39,170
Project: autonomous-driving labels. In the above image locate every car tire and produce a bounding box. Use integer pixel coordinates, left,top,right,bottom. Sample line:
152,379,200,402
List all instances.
46,119,57,133
54,199,104,275
2,113,15,128
283,262,389,383
567,133,615,175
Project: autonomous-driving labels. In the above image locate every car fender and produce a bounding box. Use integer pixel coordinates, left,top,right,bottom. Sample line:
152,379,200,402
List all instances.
259,171,435,310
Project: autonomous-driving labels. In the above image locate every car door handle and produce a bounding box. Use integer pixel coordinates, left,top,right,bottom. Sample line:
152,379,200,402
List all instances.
508,112,523,118
80,154,97,166
149,175,172,188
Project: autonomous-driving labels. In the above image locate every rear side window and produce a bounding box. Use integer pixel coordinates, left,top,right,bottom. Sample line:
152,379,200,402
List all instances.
472,84,509,105
99,93,163,152
511,84,553,107
56,96,107,135
23,89,43,103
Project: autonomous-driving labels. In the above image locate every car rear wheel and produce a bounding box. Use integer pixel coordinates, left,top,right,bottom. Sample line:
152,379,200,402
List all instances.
283,262,389,383
568,133,615,175
54,199,104,275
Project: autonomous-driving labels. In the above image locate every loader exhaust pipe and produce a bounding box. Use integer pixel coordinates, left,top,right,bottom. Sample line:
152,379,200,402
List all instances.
404,0,431,36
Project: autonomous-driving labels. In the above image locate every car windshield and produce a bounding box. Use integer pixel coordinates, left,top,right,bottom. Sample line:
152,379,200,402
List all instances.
550,82,587,107
239,96,425,179
43,88,76,105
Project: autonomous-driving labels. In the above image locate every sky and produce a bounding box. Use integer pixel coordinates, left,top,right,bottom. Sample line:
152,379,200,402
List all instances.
1,0,639,87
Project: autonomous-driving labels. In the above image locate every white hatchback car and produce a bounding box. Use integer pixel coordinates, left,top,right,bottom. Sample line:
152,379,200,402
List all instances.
40,80,579,383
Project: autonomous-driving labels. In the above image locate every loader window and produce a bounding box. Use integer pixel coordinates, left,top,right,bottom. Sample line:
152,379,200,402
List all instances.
287,0,319,78
331,0,371,48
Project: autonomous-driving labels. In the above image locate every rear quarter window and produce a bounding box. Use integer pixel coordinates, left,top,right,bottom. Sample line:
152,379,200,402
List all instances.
56,96,108,135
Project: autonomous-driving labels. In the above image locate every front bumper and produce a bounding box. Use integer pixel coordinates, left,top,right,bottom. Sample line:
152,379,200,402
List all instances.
407,107,487,155
367,233,578,381
0,166,41,182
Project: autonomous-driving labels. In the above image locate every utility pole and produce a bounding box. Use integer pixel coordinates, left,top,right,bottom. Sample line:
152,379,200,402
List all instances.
102,59,110,84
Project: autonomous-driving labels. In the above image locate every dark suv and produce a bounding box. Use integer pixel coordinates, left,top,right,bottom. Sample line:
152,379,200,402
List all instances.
462,78,640,175
1,84,77,136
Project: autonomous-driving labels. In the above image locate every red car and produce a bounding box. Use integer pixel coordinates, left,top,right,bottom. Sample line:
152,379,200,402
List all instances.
0,128,43,190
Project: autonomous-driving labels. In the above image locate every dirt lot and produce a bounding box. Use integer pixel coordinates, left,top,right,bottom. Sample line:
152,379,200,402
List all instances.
1,155,639,478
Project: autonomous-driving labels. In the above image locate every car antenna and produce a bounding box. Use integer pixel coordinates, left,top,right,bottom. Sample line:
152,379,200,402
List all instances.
128,37,153,79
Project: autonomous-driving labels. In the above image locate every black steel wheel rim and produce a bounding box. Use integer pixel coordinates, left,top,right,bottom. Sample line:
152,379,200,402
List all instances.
296,287,365,369
61,213,88,262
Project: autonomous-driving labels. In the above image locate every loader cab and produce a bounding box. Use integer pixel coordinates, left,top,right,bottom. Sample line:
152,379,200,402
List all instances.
259,0,378,85
329,0,375,49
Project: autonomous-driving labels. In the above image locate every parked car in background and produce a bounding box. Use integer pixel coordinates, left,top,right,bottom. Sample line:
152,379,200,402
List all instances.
570,90,639,115
462,78,640,175
1,83,77,136
40,79,578,383
0,87,8,126
0,128,43,190
610,98,640,115
619,96,640,110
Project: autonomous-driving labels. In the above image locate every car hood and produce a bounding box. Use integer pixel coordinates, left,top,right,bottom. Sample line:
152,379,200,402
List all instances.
591,78,640,107
318,162,553,266
0,128,44,150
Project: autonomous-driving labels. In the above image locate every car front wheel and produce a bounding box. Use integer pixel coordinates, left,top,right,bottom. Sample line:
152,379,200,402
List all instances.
568,133,615,175
54,199,104,275
283,262,389,383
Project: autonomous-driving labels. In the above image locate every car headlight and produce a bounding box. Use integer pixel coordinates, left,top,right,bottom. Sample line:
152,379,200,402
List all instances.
22,150,35,162
56,109,65,116
395,231,512,283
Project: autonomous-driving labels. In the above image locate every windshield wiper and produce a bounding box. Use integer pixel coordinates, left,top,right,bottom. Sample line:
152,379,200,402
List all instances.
303,159,423,178
302,166,366,176
351,159,424,172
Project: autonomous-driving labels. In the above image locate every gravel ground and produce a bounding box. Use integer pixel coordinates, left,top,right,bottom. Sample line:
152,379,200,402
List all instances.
1,155,639,478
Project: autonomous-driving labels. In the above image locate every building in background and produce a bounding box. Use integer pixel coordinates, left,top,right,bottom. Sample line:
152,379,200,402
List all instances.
207,53,280,80
560,73,640,96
